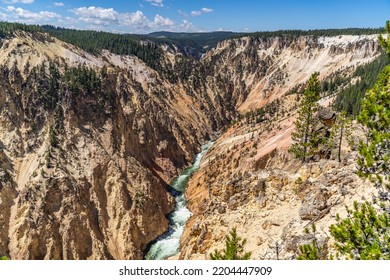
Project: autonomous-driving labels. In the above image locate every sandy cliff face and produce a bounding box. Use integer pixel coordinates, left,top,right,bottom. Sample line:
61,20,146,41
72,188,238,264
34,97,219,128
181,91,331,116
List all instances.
200,35,380,112
0,31,218,259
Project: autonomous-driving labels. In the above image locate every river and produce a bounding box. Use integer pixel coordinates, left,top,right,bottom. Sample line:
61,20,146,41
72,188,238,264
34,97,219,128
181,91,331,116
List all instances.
145,142,213,260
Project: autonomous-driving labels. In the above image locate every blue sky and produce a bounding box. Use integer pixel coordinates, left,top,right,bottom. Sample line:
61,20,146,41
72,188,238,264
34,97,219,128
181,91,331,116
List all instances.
0,0,389,33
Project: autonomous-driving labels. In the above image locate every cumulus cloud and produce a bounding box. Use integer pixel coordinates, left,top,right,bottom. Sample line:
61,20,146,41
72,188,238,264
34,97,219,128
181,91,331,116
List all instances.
153,14,174,27
71,6,176,32
73,6,118,25
191,7,213,16
121,12,174,31
120,10,149,29
6,5,61,22
144,0,164,7
0,2,199,33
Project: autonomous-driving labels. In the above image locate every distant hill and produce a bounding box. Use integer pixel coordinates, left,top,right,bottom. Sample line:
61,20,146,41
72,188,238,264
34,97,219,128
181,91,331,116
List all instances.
147,31,243,51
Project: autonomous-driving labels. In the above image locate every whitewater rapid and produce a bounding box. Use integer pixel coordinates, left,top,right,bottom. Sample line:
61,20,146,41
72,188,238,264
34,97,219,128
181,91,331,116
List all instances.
145,142,213,260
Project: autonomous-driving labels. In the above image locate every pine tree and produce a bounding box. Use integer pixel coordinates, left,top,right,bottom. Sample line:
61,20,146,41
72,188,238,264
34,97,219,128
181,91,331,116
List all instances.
297,224,328,260
330,202,390,260
298,202,390,260
289,72,321,162
49,125,58,148
210,228,251,260
357,65,390,205
378,20,390,58
328,111,353,162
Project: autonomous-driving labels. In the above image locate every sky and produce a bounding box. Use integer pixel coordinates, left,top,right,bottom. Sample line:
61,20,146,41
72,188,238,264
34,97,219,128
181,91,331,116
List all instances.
0,0,389,34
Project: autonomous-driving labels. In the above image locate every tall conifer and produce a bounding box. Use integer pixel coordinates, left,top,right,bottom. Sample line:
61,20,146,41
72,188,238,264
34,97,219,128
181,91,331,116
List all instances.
289,72,321,162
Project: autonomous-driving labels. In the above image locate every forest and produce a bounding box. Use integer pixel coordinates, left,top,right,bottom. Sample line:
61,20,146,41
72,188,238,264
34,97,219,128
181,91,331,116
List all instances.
333,53,388,116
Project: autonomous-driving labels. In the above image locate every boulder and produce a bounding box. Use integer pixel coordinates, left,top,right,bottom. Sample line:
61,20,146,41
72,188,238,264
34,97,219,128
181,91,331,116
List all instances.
299,188,329,220
318,108,336,127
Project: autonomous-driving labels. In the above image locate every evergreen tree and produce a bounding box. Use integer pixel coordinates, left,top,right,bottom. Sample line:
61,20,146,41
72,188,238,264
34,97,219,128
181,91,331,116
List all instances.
328,111,353,162
298,202,390,260
289,72,321,162
330,202,390,260
333,54,387,117
378,20,390,59
49,125,58,148
357,65,390,205
210,228,252,260
297,224,328,260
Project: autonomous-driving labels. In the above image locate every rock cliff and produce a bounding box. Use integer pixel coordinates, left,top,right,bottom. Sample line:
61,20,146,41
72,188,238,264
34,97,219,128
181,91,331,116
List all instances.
0,31,218,259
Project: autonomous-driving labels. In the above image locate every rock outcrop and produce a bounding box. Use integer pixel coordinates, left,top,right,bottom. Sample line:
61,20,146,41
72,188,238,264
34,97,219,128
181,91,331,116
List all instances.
179,98,375,260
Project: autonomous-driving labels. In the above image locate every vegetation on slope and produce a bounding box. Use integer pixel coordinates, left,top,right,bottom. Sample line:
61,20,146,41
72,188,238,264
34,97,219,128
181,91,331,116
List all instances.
210,228,252,260
333,53,388,116
0,21,42,37
297,21,390,260
298,202,390,260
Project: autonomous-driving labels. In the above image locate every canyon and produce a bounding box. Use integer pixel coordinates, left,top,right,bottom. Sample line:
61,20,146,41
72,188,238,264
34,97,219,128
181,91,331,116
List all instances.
0,27,382,259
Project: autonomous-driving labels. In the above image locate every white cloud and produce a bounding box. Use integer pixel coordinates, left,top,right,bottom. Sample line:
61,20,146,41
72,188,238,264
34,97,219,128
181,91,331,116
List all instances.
121,11,174,31
0,11,8,19
191,7,213,17
121,10,149,29
153,14,174,27
73,6,118,26
0,2,200,33
144,0,164,7
6,5,61,22
71,6,177,32
54,2,64,7
3,0,34,3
